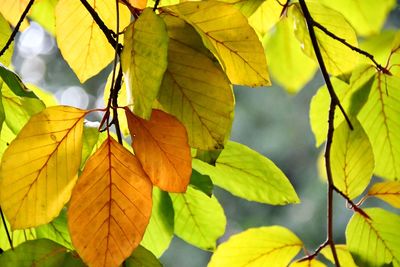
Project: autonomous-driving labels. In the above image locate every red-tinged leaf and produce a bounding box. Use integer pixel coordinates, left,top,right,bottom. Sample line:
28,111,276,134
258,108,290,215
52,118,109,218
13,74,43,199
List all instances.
125,108,192,193
68,136,152,267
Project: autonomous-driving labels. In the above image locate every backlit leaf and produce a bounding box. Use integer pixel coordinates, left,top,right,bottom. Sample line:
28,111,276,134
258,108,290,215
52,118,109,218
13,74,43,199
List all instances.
0,239,85,267
331,119,374,199
0,13,13,66
125,245,162,267
0,215,36,250
193,141,300,205
80,125,101,169
248,0,282,37
358,73,400,180
208,226,303,267
141,188,174,257
290,259,326,267
158,14,234,150
125,108,191,192
166,1,270,86
367,181,400,208
29,0,58,35
346,208,400,267
170,186,226,250
289,3,358,76
55,0,130,82
0,106,86,229
68,136,152,267
0,124,15,159
121,8,168,119
119,0,148,10
0,0,29,31
0,65,38,98
321,244,357,267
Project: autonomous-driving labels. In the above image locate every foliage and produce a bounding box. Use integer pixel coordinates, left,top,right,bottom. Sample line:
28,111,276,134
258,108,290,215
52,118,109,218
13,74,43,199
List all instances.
0,0,399,266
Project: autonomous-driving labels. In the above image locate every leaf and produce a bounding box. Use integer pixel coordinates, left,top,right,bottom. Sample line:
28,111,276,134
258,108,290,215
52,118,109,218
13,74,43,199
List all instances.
0,239,85,267
321,244,357,267
0,0,29,31
0,215,36,250
358,73,400,180
80,125,100,169
290,259,326,267
319,0,396,36
190,169,213,197
55,0,131,82
158,14,235,150
141,188,174,257
29,0,58,35
263,16,317,93
0,64,38,98
125,245,162,267
289,3,358,76
0,13,13,66
0,124,15,160
0,106,86,229
208,226,303,267
330,119,374,199
193,141,300,205
125,108,191,192
165,1,270,86
121,8,168,119
119,0,147,10
346,208,400,267
248,0,282,37
170,186,226,250
367,181,400,208
68,136,152,267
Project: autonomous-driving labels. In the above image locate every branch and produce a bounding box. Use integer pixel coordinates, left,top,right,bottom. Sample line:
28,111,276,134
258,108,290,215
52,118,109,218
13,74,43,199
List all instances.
0,0,35,58
333,186,371,219
0,207,13,250
153,0,161,11
111,66,124,144
298,240,329,262
313,21,391,75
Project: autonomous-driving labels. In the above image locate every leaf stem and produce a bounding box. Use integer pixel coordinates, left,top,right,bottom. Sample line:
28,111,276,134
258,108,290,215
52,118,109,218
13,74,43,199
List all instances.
0,207,13,250
0,0,35,58
333,186,371,219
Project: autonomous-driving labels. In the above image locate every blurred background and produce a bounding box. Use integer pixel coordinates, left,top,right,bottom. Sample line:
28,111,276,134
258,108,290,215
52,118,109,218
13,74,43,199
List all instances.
10,2,400,266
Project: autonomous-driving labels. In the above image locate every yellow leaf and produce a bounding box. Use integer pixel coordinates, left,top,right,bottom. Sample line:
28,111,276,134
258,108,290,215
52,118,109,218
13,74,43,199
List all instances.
0,106,86,229
55,0,131,82
166,1,270,86
321,244,358,267
158,14,234,150
125,108,192,192
0,12,13,66
0,0,29,31
29,0,58,35
368,181,400,208
68,136,152,267
290,259,326,267
208,226,303,267
119,0,147,10
248,0,282,38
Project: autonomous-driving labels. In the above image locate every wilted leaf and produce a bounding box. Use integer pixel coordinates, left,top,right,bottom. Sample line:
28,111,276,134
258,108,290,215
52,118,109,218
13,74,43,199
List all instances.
166,1,270,86
170,186,226,250
158,14,234,150
290,259,326,267
121,8,168,119
125,108,191,192
0,13,13,66
0,0,29,31
321,244,357,267
367,181,400,208
125,245,162,267
346,208,400,267
0,106,86,229
208,226,303,267
68,136,152,267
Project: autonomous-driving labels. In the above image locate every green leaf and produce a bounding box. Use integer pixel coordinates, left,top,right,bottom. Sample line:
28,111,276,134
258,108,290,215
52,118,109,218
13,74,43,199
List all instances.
190,169,213,197
121,8,168,120
289,3,358,76
358,73,400,180
0,216,36,251
346,208,400,267
263,16,317,93
170,186,226,250
141,188,174,257
35,209,73,250
0,65,38,99
0,239,85,267
80,126,100,169
165,1,270,86
360,31,398,66
0,13,13,66
195,148,222,165
194,141,300,205
321,245,357,267
248,0,282,37
158,14,234,150
331,119,374,199
290,259,326,267
208,226,303,267
125,245,162,267
318,0,396,37
29,0,58,35
367,181,400,208
0,124,15,159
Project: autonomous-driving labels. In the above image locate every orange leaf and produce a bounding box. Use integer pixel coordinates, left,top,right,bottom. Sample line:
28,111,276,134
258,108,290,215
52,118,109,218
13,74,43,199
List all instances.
125,108,192,193
68,136,152,267
119,0,147,10
368,181,400,208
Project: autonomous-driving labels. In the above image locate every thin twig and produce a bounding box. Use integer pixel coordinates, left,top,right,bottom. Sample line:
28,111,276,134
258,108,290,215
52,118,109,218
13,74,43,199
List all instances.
298,240,329,262
0,0,35,58
333,186,371,219
153,0,161,11
0,207,13,250
111,67,124,144
313,21,391,75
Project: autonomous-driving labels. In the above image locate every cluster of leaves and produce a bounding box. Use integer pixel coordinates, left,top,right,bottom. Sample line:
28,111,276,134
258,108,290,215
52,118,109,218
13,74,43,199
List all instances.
0,0,398,267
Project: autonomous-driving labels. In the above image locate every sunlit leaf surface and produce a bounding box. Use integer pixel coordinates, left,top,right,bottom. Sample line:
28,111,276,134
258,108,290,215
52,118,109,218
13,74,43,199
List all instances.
368,181,400,208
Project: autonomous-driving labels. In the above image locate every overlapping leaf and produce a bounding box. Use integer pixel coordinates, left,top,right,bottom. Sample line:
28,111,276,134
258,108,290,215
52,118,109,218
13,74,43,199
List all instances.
158,14,234,150
367,181,400,208
208,226,303,267
290,259,326,267
0,65,38,98
0,13,13,66
346,208,400,267
125,245,162,267
55,0,130,82
248,0,282,37
170,186,226,250
321,245,357,267
121,8,168,119
0,216,36,250
125,108,191,192
165,1,270,86
193,141,300,205
68,136,152,267
0,0,29,30
0,106,85,229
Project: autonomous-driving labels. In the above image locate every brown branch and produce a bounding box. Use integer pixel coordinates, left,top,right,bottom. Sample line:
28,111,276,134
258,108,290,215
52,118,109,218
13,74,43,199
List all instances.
333,186,371,219
0,0,35,58
0,207,13,250
153,0,161,11
298,240,329,262
111,66,124,144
